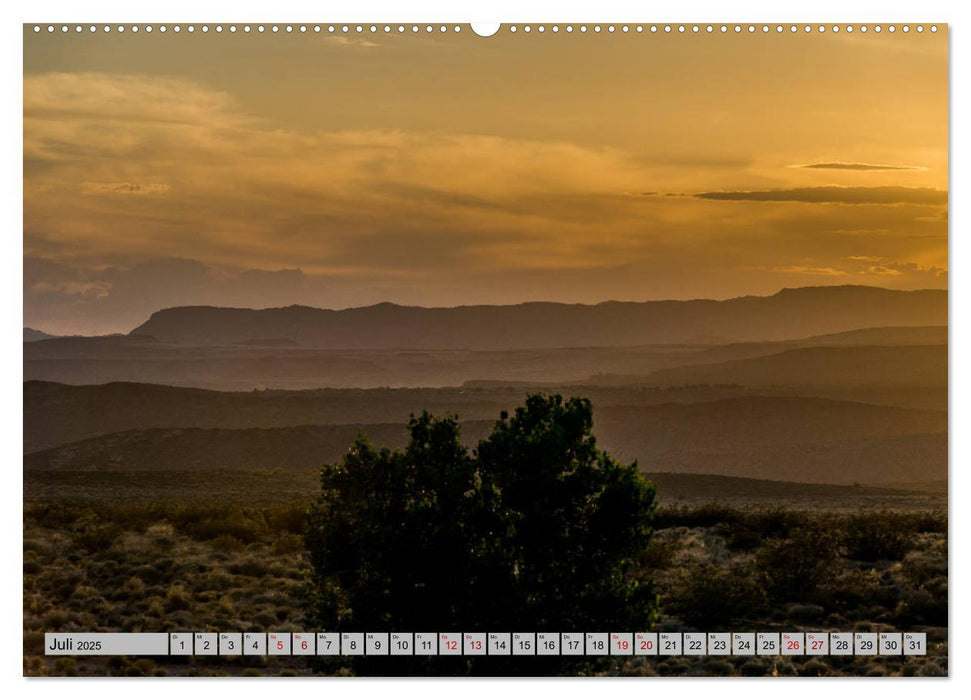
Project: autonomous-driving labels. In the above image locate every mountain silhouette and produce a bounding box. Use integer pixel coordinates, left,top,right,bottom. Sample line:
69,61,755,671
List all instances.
24,327,60,342
128,286,946,350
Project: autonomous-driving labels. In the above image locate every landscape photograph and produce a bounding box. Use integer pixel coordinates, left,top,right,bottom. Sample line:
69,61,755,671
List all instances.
23,24,947,677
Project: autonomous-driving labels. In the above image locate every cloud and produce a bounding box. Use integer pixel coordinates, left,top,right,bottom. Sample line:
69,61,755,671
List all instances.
798,162,924,171
755,257,946,286
24,71,667,275
846,257,947,279
24,256,322,335
81,182,170,195
695,186,947,206
771,266,847,277
24,72,250,135
325,36,380,48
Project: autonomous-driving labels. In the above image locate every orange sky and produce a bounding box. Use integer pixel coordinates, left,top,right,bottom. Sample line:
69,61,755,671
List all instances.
24,26,948,335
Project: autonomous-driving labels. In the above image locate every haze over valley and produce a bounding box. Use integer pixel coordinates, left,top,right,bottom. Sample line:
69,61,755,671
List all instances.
24,285,947,494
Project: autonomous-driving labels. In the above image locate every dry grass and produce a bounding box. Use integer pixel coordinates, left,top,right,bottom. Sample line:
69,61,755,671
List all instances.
24,501,947,676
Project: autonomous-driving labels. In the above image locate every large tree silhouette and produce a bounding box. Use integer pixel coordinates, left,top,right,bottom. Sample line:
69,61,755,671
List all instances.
304,394,657,674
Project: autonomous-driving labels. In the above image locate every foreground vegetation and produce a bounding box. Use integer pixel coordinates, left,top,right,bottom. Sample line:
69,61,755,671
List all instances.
24,499,947,677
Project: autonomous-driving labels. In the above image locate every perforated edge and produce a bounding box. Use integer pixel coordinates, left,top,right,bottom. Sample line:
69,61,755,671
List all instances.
28,23,941,36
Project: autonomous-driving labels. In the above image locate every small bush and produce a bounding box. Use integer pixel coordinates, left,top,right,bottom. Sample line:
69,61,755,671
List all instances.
209,534,247,553
165,584,191,611
670,563,767,628
703,659,735,676
638,539,677,570
654,503,741,530
227,558,272,578
265,504,306,535
901,548,947,585
739,658,771,676
756,522,840,603
182,509,267,544
53,658,77,676
121,577,146,599
73,522,122,554
842,511,915,562
272,533,305,555
798,659,830,677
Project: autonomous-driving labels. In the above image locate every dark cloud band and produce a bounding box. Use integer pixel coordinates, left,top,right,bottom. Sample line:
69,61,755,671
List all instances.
799,162,922,171
695,186,947,206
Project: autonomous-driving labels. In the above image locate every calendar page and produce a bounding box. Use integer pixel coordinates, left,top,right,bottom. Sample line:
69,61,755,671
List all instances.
23,21,947,678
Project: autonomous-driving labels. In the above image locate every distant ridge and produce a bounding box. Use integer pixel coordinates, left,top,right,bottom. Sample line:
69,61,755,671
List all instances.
645,345,947,388
24,327,59,342
128,286,946,350
24,329,126,343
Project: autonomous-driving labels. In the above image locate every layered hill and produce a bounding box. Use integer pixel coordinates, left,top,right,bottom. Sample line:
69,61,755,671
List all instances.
646,345,947,387
24,394,945,485
25,373,947,454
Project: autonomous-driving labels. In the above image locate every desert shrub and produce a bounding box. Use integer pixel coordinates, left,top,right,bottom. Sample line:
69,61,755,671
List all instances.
23,631,45,655
179,507,267,544
904,511,947,534
816,568,884,618
165,584,191,611
755,522,841,603
98,504,159,532
41,609,71,630
798,659,831,677
104,657,127,676
227,558,271,578
23,537,51,556
73,520,122,554
121,614,154,632
738,658,771,676
668,562,767,628
23,559,42,576
53,658,77,676
41,570,83,600
272,533,305,555
209,534,247,553
893,584,947,626
24,655,45,675
251,611,279,628
901,548,947,585
129,659,158,677
655,657,693,676
841,511,915,562
120,576,146,599
146,522,176,546
774,661,798,676
738,508,811,541
638,539,677,570
129,561,172,585
916,661,947,677
657,506,815,551
617,659,659,677
26,503,88,529
722,526,762,551
265,504,306,535
703,659,735,676
654,503,741,530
